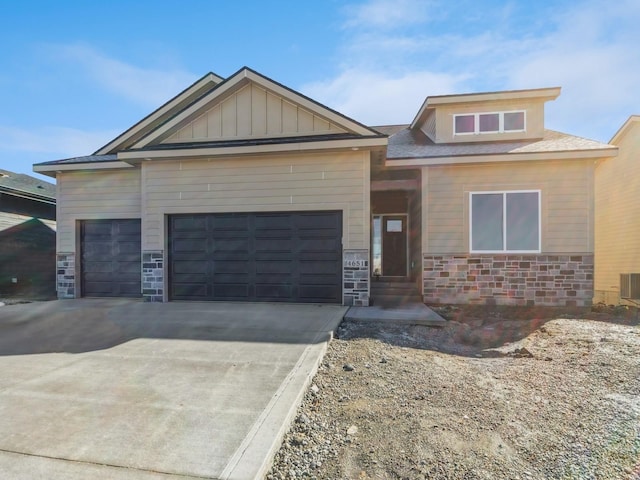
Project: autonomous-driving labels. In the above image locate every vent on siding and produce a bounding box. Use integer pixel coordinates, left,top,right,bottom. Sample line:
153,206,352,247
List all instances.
620,274,640,299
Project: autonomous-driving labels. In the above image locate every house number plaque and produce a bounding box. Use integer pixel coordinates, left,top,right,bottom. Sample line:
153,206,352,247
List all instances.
344,251,367,268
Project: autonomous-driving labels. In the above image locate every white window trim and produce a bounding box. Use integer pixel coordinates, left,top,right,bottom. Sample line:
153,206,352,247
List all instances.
469,189,541,254
454,110,526,135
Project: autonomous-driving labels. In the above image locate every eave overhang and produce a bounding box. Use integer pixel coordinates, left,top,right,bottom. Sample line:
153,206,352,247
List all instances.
34,161,136,177
386,147,618,167
119,136,388,161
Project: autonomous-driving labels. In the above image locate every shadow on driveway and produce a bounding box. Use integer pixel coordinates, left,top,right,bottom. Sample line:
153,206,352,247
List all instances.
0,298,347,356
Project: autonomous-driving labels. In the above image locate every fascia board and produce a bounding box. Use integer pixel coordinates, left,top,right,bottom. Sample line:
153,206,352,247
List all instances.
119,137,388,161
386,148,618,167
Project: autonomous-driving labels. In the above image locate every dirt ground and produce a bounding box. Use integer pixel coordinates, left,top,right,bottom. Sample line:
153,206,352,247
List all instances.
268,304,640,479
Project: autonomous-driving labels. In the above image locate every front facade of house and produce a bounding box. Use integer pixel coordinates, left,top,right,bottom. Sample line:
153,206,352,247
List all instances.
594,116,640,305
35,67,617,307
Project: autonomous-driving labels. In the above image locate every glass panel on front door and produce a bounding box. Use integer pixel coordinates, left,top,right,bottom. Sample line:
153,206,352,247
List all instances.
372,215,408,277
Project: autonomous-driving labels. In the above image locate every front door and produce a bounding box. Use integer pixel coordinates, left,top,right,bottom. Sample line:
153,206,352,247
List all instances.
373,215,408,277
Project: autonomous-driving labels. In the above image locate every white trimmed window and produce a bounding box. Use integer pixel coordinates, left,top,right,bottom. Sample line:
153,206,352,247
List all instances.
470,190,541,253
454,110,526,135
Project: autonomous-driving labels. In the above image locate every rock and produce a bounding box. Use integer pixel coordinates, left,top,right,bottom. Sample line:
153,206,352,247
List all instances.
343,363,355,371
347,425,358,436
380,357,388,364
297,413,310,424
310,384,320,394
511,347,534,358
290,433,306,446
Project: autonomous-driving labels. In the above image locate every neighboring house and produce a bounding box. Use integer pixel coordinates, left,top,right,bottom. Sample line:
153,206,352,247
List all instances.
34,67,617,307
0,169,56,296
594,116,640,305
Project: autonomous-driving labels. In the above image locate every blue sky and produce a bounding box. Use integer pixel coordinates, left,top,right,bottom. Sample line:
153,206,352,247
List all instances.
2,0,639,182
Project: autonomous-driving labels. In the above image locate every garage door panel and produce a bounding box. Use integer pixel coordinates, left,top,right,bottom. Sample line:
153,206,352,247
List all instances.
255,261,293,274
169,211,341,303
172,283,208,298
213,284,250,298
298,260,340,275
172,216,207,231
255,284,292,300
213,273,250,284
173,238,208,253
213,238,250,253
81,219,141,298
172,261,207,274
212,260,249,274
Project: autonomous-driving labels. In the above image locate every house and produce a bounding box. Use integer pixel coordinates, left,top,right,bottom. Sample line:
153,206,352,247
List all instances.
34,67,617,307
594,116,640,305
0,168,56,296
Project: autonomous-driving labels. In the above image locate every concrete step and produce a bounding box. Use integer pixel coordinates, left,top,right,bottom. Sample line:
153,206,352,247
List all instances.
370,281,422,307
344,303,446,326
371,293,423,307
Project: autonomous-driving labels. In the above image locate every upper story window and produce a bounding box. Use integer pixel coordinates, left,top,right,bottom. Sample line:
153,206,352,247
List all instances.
454,110,526,135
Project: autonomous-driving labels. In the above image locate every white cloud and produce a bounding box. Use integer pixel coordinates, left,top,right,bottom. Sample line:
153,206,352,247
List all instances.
302,70,466,125
315,0,640,140
0,125,118,157
343,0,434,29
49,44,197,107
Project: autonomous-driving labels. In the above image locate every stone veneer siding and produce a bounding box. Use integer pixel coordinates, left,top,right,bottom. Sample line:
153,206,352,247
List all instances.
423,254,594,307
56,253,75,299
142,251,164,302
343,249,369,306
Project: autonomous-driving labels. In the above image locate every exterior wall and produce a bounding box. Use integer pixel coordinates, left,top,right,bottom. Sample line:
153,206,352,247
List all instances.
423,254,593,307
422,159,597,306
55,169,141,297
424,160,594,254
142,150,371,304
163,83,347,144
433,99,544,143
594,120,640,304
56,169,142,252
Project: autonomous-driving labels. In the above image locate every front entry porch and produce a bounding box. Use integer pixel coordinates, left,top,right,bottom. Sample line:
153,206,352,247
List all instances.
370,170,422,306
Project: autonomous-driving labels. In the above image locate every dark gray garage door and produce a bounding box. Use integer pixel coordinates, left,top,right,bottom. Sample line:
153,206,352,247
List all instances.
81,219,142,297
169,211,342,303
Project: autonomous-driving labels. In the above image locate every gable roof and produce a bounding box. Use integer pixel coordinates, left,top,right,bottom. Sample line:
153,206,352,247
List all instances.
610,115,640,144
94,71,224,155
386,127,617,166
0,169,55,203
129,66,382,150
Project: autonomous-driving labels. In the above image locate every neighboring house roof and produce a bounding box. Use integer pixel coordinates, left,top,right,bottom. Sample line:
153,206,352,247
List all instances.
0,211,56,233
610,115,640,144
386,127,618,165
0,169,55,203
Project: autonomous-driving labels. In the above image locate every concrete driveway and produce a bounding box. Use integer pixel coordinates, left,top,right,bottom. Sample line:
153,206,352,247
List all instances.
0,299,346,479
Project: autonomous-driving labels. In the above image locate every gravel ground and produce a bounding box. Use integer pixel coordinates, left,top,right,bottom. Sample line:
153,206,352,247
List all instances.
268,305,640,480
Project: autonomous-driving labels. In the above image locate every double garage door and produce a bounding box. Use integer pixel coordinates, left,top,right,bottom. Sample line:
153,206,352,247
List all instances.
169,211,342,303
80,212,343,303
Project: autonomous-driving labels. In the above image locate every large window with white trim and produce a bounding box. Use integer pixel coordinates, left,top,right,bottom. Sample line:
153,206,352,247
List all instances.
470,190,541,253
454,110,526,135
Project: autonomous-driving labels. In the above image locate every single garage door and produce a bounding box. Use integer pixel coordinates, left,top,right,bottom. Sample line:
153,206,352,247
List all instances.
81,219,142,297
169,211,342,303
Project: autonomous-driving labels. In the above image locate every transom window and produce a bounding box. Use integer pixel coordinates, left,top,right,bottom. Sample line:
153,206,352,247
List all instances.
454,110,526,135
470,190,540,253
